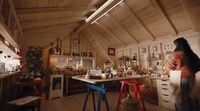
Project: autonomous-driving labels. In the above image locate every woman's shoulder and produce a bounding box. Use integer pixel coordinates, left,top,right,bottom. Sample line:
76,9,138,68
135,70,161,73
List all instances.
172,51,184,56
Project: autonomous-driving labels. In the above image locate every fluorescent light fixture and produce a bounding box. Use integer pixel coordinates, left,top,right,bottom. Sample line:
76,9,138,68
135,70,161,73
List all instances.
85,0,113,23
91,0,124,24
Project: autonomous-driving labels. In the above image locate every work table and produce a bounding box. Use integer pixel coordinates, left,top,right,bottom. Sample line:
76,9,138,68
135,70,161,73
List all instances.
0,71,20,80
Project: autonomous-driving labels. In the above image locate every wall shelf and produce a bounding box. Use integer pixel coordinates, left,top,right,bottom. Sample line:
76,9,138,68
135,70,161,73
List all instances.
0,40,20,58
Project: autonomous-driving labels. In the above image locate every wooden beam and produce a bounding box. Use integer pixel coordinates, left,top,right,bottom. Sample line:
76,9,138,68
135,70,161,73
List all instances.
58,0,65,7
24,23,76,34
94,22,126,46
23,24,74,33
106,14,139,44
86,28,112,62
58,24,79,39
8,10,12,29
178,0,197,31
21,16,84,30
44,24,79,48
16,6,96,16
0,0,3,13
88,26,117,47
150,0,178,36
87,0,97,6
123,2,156,40
8,0,23,35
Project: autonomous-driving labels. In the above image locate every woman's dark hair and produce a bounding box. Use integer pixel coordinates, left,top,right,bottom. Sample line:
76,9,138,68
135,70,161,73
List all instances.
174,37,200,73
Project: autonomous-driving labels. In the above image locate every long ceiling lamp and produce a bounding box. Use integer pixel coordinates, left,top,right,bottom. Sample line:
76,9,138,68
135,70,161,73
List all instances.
85,0,114,23
91,0,124,24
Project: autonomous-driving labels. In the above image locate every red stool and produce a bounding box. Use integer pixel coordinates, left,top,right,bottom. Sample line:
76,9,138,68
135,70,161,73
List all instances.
117,80,146,111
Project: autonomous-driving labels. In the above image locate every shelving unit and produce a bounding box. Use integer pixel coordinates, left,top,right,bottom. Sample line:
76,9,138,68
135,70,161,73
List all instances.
71,32,81,57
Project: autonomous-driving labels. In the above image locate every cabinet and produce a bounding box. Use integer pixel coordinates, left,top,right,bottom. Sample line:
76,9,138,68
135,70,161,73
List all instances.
156,79,175,110
49,75,63,100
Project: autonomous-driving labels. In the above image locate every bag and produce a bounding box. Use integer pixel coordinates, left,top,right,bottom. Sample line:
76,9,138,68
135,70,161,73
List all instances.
121,95,140,111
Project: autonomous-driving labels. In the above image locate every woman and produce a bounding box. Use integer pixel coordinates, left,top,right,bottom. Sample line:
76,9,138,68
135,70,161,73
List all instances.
165,37,200,111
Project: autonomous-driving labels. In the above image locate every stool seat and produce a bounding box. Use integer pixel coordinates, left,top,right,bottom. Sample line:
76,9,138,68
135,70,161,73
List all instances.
8,96,41,111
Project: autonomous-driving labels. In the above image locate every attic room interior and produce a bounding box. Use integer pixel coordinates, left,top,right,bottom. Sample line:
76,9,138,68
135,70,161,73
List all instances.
0,0,200,111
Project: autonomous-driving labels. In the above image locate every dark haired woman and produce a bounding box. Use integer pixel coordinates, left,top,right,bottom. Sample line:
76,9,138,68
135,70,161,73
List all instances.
165,37,200,111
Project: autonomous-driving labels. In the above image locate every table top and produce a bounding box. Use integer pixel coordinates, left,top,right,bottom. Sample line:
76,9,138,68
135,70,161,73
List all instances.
72,75,149,84
8,96,41,106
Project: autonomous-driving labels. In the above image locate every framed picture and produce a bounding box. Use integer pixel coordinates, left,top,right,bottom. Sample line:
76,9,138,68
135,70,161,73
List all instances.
108,48,115,56
153,46,158,51
142,48,146,53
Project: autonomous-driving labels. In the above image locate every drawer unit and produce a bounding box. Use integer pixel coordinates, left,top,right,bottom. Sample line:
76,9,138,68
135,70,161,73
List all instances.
156,80,175,110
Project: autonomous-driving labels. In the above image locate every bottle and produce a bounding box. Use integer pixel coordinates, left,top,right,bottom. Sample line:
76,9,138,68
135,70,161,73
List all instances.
56,39,60,55
49,42,53,54
60,40,62,55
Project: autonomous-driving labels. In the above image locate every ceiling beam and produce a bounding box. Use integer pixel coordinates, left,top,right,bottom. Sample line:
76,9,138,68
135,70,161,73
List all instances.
89,25,117,47
178,0,197,31
123,2,156,41
16,6,96,16
58,0,65,7
86,28,112,62
23,24,73,33
44,24,79,48
150,0,178,36
94,22,126,46
8,0,23,35
21,16,84,30
106,14,139,44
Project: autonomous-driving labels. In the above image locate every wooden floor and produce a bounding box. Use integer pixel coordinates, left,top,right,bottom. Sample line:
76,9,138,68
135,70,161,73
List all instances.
41,92,174,111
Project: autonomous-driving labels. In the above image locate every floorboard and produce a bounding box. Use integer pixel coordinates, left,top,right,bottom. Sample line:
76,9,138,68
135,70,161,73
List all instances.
41,92,174,111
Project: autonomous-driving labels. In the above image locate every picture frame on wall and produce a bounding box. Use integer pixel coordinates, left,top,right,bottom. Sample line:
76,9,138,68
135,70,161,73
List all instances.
153,46,158,51
108,48,115,56
142,48,146,53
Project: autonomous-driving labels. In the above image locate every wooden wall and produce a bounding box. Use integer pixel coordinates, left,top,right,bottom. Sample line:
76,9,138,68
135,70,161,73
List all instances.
116,30,200,69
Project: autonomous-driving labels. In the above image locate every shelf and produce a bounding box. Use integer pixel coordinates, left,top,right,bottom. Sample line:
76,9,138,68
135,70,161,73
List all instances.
0,71,20,80
0,40,20,58
50,54,72,58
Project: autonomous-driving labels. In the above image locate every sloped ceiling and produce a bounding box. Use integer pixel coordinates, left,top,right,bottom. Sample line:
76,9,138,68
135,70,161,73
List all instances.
13,0,200,48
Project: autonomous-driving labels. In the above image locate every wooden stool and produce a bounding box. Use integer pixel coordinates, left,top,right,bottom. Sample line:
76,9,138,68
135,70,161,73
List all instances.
8,96,41,111
117,80,146,111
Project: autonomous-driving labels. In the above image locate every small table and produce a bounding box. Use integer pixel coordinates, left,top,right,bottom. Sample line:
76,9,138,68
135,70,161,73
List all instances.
72,75,148,111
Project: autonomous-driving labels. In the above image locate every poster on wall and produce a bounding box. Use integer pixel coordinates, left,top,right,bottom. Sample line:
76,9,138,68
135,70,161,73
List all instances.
163,42,174,54
149,43,161,60
139,46,148,61
130,48,138,63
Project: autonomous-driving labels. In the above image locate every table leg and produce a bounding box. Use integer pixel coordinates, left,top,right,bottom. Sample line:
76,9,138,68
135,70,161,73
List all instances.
135,80,146,111
102,91,110,111
97,92,102,111
83,84,110,111
91,90,96,111
83,88,91,111
117,81,124,111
